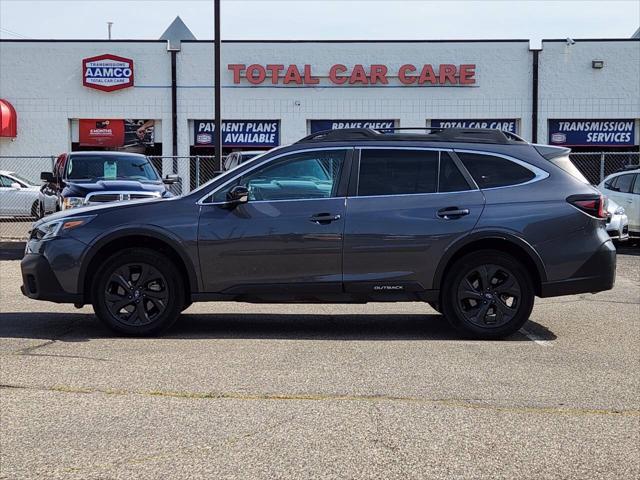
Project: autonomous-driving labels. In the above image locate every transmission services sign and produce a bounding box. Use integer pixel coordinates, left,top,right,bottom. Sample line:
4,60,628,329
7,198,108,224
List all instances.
310,120,396,134
430,119,518,133
548,119,636,147
194,120,280,147
83,54,134,92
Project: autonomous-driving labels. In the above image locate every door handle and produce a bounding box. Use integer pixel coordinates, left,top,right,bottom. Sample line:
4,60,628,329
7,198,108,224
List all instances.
437,207,470,219
310,213,341,224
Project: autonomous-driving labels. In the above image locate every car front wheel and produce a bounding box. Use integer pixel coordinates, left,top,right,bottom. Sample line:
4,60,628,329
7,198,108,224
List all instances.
92,248,184,336
441,250,535,339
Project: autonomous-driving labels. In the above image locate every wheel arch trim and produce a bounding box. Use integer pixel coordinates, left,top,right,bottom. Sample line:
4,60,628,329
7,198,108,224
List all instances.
77,225,199,297
433,230,548,290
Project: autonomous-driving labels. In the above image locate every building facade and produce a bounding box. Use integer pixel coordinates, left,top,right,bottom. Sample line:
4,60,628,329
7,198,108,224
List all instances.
1,36,638,189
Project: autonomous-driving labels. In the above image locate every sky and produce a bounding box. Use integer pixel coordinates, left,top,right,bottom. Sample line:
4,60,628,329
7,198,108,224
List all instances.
0,0,639,45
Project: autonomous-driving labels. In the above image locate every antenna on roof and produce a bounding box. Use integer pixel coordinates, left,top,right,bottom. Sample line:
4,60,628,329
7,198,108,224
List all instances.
107,22,113,40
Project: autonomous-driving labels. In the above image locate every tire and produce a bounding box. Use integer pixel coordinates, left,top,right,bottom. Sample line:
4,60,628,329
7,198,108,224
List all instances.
92,248,184,336
428,301,441,313
441,250,535,340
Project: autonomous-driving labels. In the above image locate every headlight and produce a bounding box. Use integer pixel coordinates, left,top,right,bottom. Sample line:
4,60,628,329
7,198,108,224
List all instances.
62,197,85,210
31,215,96,241
614,206,625,215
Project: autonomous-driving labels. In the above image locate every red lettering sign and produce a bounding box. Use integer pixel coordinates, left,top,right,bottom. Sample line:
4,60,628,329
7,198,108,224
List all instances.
228,64,477,86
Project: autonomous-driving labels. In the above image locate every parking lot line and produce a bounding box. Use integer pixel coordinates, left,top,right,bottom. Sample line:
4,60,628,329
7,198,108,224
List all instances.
519,327,554,347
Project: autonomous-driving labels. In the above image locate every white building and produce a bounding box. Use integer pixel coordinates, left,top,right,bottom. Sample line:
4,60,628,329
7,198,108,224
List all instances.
1,18,638,189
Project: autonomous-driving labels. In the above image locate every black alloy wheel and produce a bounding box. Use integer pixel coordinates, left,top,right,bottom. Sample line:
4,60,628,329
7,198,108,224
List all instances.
456,264,521,328
93,248,184,336
442,250,534,339
104,263,169,326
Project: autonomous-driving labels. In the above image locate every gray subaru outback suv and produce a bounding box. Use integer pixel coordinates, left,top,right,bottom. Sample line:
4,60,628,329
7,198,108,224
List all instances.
21,128,616,339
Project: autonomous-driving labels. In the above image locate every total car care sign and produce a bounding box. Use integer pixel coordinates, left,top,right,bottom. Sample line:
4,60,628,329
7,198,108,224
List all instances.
83,54,134,92
227,64,477,86
548,119,636,147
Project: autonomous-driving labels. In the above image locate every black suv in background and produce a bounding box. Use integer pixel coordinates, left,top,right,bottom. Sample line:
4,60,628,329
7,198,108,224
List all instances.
39,151,177,214
22,128,615,339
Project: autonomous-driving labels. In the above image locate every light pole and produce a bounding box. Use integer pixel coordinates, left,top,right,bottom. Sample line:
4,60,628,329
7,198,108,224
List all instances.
214,0,222,172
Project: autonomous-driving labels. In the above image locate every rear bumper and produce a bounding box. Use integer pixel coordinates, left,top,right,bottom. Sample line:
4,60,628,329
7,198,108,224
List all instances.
539,240,616,298
21,253,82,303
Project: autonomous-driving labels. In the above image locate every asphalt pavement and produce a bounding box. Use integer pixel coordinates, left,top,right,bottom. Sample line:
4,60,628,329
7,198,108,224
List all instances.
0,250,638,479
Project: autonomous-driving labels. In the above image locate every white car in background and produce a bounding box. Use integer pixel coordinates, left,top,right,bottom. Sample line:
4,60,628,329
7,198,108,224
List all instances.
598,168,640,238
0,171,55,219
605,198,629,242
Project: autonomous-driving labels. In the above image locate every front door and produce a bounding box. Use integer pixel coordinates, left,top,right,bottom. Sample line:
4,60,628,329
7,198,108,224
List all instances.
343,148,485,294
198,148,350,293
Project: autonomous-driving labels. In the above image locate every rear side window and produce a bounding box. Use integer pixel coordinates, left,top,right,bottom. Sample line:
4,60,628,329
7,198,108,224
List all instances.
457,152,536,189
633,175,640,195
358,149,438,196
439,153,472,192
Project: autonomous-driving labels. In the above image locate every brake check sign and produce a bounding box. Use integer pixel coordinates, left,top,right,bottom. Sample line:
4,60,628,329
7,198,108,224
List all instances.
83,54,134,92
548,119,636,146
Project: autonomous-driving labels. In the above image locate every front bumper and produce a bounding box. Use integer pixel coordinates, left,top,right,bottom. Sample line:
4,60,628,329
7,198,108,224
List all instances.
539,240,616,297
21,253,83,303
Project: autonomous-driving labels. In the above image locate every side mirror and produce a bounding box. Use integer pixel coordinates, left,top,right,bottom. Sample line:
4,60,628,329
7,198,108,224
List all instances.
226,185,249,205
10,182,22,190
163,174,180,185
40,171,54,183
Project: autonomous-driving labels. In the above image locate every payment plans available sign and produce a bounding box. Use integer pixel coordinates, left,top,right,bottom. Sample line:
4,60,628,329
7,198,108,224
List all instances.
548,119,636,147
83,54,134,92
194,120,280,147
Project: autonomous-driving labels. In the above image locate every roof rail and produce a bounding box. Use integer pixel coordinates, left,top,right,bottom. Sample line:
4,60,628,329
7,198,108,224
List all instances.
296,127,527,145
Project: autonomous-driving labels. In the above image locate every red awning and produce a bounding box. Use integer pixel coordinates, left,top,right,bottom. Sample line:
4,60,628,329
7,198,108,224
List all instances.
0,99,17,137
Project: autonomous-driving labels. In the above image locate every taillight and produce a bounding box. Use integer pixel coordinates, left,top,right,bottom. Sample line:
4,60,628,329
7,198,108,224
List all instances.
567,194,607,219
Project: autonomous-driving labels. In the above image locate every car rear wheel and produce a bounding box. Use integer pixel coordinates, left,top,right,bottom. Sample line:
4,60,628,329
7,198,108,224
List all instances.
92,248,184,336
441,250,534,339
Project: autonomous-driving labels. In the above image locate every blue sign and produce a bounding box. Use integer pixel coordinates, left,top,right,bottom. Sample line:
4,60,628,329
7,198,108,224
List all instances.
194,120,280,147
310,120,396,134
430,119,518,133
548,119,636,147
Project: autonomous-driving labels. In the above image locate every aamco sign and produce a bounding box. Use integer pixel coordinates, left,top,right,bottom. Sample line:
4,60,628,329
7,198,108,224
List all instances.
83,54,134,92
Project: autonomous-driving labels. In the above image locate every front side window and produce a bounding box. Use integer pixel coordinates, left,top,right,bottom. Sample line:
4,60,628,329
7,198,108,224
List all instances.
632,175,640,195
65,155,160,182
212,149,346,202
612,174,634,193
457,152,536,189
358,149,438,196
0,175,13,187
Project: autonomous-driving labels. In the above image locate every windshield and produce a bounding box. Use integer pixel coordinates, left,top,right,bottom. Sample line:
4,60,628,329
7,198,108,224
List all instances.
8,173,35,186
65,154,160,182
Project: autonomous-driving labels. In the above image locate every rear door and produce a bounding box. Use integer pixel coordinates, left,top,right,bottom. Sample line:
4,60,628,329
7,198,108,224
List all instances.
342,147,485,294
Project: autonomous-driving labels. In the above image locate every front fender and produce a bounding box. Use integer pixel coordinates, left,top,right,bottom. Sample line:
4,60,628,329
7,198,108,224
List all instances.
76,224,200,297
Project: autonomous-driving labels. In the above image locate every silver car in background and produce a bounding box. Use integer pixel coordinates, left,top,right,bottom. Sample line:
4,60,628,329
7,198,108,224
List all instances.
0,170,55,218
605,198,629,242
